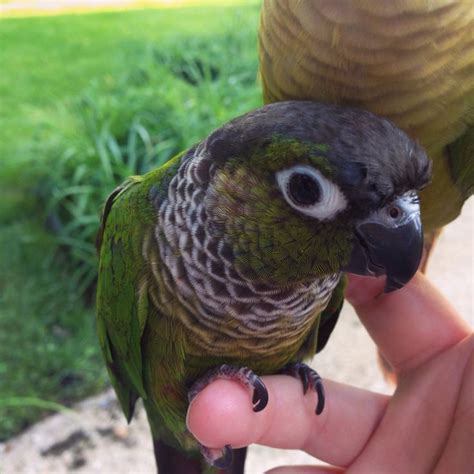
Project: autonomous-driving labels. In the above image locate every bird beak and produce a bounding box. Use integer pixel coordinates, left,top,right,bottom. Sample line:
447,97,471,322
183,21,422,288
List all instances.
343,192,423,293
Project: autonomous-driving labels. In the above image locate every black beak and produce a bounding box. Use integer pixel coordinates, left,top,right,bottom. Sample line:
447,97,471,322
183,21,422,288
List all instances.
343,193,424,293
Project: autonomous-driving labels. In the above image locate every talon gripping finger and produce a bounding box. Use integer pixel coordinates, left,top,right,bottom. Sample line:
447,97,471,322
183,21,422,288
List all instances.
281,362,326,415
315,379,325,415
298,365,309,394
252,376,269,412
200,443,233,469
188,364,268,411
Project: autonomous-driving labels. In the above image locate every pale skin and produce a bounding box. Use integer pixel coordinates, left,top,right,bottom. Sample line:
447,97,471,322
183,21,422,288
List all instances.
187,273,474,473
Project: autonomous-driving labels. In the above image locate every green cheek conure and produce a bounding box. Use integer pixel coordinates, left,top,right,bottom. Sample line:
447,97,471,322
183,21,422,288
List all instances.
96,101,431,473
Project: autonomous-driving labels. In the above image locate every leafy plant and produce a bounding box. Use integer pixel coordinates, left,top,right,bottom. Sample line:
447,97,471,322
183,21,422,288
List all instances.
42,30,261,297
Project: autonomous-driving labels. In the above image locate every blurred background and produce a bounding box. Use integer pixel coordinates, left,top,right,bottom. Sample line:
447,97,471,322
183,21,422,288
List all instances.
0,0,261,439
0,0,472,472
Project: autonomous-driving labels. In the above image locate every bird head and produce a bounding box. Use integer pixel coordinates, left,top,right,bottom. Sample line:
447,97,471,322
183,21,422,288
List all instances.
201,101,432,291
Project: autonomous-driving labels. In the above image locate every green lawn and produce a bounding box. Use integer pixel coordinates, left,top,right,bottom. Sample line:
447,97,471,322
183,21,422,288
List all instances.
0,1,262,439
0,3,257,157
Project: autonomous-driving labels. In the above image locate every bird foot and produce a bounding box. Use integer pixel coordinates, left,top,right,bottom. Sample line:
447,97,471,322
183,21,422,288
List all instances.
188,364,269,412
199,443,233,469
188,365,268,469
281,362,325,415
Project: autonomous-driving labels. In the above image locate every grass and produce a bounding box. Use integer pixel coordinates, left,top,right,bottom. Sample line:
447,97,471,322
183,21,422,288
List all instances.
0,1,262,439
0,3,257,161
0,225,106,436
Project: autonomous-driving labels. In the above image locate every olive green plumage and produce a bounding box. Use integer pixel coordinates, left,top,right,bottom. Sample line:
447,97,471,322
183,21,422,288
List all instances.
96,101,431,472
211,138,352,283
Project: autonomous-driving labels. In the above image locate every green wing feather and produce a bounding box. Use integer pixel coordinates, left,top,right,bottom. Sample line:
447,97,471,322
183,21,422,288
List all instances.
96,152,185,423
449,126,474,200
96,175,154,421
294,276,346,361
316,276,346,353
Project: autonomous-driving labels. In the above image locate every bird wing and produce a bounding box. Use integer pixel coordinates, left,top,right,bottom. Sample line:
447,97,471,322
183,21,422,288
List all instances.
316,276,346,354
96,176,152,421
294,276,346,362
449,125,474,200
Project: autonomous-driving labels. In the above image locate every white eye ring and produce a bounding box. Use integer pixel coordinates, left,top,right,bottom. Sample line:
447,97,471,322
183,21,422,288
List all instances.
276,165,347,221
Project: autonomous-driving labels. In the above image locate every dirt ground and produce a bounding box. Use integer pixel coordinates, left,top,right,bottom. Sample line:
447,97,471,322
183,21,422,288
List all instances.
1,200,472,473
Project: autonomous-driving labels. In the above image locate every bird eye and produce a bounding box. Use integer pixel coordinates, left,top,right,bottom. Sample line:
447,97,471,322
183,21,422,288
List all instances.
276,165,347,221
288,173,321,206
389,206,401,219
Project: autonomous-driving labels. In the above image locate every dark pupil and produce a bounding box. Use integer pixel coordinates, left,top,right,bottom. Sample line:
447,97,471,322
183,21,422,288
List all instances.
288,173,321,206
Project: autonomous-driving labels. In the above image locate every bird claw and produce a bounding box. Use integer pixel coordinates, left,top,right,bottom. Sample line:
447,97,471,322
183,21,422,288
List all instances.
188,365,267,468
188,364,268,412
199,443,233,469
251,374,269,412
281,362,325,415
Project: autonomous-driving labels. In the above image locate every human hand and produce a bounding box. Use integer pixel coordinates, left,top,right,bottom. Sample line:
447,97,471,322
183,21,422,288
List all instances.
186,273,473,473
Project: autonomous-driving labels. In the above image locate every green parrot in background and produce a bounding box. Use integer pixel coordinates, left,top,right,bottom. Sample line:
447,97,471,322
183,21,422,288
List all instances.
96,101,431,473
259,0,474,254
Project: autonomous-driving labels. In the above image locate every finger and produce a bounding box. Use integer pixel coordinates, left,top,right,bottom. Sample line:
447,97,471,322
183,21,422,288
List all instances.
266,465,343,474
433,337,474,474
345,272,470,374
187,376,388,467
348,334,474,473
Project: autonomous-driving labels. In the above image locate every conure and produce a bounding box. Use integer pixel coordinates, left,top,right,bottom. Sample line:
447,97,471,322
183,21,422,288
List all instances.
259,0,474,241
96,101,431,473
